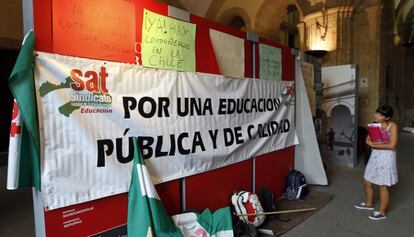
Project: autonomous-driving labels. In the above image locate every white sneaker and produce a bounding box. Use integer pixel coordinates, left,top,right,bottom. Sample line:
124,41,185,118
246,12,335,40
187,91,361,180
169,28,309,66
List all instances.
354,202,374,210
369,211,387,220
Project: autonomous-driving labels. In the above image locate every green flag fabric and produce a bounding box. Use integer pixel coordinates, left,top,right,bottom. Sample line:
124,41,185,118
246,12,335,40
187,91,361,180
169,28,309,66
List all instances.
127,138,183,237
127,138,233,236
172,208,234,237
7,31,41,190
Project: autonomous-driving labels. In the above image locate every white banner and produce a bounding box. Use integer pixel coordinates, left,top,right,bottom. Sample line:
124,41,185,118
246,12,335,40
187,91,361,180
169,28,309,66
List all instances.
34,52,297,210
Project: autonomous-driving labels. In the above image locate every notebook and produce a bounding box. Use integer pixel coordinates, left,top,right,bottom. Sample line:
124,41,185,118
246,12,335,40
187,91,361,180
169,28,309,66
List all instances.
367,123,388,143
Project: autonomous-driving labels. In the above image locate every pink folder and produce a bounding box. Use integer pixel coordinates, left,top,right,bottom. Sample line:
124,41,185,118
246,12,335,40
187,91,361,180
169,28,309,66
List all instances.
367,123,388,143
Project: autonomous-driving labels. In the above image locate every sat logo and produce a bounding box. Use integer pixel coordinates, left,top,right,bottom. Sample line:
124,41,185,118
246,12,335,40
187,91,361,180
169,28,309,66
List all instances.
70,66,109,94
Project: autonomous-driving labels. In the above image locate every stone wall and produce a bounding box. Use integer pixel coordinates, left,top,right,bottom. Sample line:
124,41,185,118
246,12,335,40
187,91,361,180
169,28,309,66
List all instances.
378,0,414,128
379,0,398,121
301,1,384,127
352,2,382,126
399,47,414,127
168,0,413,128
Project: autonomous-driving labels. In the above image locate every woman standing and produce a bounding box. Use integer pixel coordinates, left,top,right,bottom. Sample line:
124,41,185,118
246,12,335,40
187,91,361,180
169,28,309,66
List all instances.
354,105,398,220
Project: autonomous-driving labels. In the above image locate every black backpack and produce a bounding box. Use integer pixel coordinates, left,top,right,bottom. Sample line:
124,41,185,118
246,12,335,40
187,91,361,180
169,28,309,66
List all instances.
257,188,277,213
230,195,258,237
232,219,257,237
283,169,309,200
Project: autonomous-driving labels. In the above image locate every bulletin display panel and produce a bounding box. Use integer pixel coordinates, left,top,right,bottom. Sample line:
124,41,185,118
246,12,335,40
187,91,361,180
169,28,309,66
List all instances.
33,1,180,236
31,0,295,235
254,37,295,197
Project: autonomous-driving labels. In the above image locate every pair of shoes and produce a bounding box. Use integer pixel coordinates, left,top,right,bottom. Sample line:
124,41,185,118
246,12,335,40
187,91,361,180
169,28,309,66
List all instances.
354,202,374,210
369,211,387,220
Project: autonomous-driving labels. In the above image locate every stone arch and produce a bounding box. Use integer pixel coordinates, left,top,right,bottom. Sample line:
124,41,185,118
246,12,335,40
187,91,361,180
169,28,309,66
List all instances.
228,16,247,30
287,2,304,21
405,6,414,43
255,0,304,40
216,7,251,31
205,0,226,21
326,101,354,118
407,5,414,21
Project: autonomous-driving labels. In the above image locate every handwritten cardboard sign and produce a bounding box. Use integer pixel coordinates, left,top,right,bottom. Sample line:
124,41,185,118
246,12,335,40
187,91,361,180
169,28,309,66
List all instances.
141,9,196,72
52,0,136,63
259,44,282,80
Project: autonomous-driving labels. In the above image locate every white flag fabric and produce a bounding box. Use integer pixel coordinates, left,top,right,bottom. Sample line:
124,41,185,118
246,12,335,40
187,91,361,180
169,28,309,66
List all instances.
128,138,233,237
172,209,233,237
7,31,41,190
128,138,183,237
7,100,23,189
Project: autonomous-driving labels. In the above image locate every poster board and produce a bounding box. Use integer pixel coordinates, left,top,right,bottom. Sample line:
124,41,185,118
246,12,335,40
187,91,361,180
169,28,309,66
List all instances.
31,0,295,235
321,64,358,167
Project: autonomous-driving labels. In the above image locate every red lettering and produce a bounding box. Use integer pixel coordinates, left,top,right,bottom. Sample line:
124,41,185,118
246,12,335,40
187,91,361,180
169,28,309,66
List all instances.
85,71,99,92
70,67,109,93
70,69,84,91
99,67,109,93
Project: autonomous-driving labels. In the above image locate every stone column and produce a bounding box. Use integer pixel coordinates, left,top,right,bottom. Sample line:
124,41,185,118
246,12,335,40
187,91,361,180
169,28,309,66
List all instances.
297,21,306,51
336,6,354,65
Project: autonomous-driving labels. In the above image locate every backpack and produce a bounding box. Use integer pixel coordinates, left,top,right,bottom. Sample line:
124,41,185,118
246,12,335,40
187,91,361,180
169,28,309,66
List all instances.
257,188,291,222
257,188,277,213
231,191,265,227
283,169,309,200
232,219,257,237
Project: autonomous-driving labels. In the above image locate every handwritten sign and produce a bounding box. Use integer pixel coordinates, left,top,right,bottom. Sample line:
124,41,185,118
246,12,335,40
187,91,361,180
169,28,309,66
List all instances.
52,0,136,63
259,44,282,80
209,29,245,78
141,9,196,72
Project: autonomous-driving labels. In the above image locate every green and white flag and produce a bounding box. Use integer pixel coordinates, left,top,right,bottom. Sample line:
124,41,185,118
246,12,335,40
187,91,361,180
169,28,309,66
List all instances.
172,208,234,237
7,31,41,190
128,137,182,237
127,138,233,236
